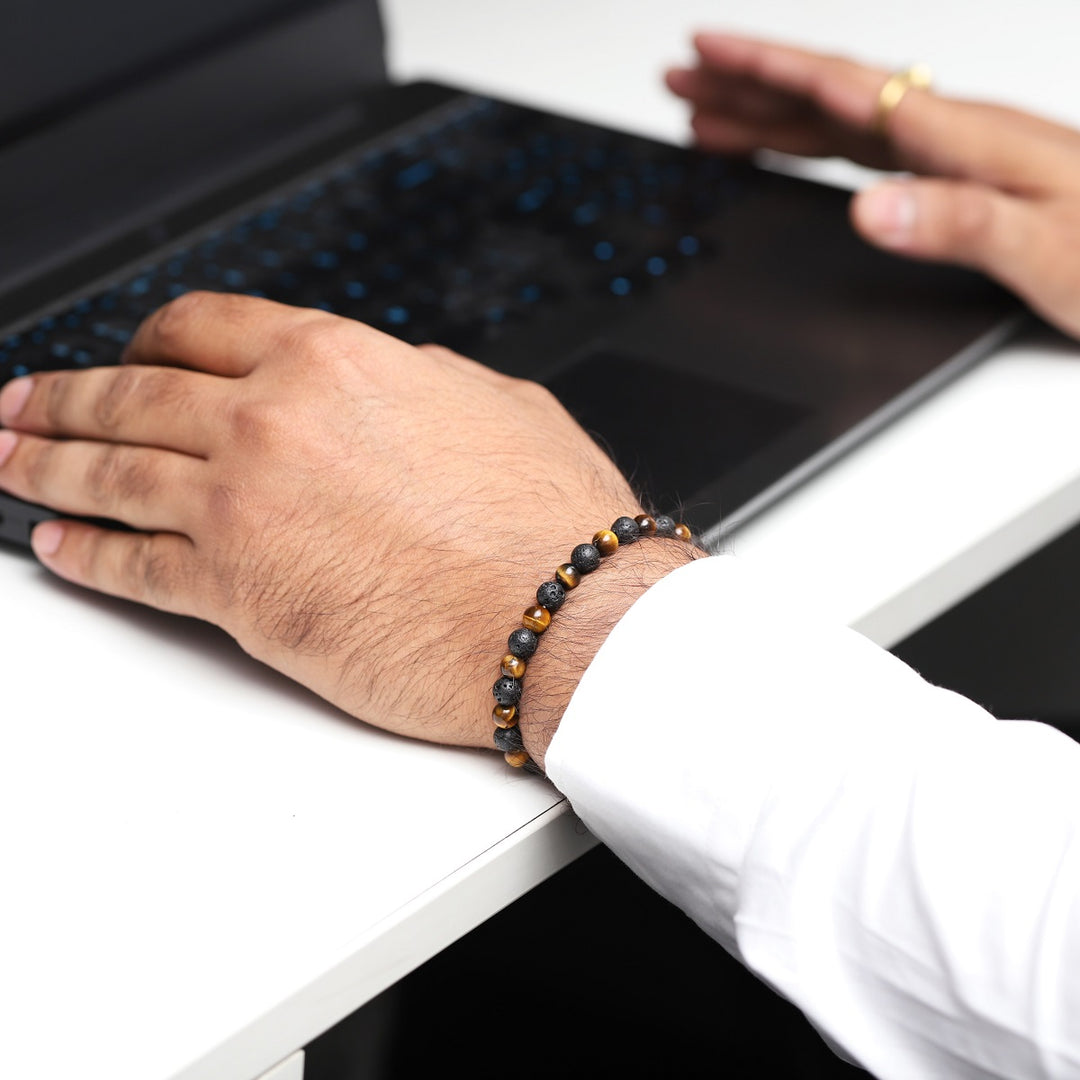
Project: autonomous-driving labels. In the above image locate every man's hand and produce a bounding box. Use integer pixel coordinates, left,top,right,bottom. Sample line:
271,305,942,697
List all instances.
667,33,1080,339
0,292,653,759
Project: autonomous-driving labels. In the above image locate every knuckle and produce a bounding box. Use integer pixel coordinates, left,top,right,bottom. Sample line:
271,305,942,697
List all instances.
281,314,358,372
93,365,144,430
146,290,225,352
43,373,75,427
85,445,154,506
119,534,175,603
140,549,177,602
152,289,209,338
133,367,185,415
225,393,290,449
24,440,58,492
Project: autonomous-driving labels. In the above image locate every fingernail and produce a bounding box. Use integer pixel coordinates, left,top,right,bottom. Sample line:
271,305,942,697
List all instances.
31,520,64,558
0,429,16,467
856,182,917,248
0,376,32,424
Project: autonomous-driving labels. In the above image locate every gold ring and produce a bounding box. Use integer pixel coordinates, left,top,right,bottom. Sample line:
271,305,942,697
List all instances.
872,63,933,134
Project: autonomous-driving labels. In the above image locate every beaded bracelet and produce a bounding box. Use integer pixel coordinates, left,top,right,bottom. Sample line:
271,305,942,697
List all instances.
492,513,694,775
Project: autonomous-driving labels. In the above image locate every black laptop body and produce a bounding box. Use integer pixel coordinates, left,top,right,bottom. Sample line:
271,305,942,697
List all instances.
0,0,1021,547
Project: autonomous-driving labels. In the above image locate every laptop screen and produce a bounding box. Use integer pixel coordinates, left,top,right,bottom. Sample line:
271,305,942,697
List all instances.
1,1,323,148
0,0,385,290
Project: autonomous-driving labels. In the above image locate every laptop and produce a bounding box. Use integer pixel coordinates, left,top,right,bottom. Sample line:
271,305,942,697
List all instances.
0,0,1022,549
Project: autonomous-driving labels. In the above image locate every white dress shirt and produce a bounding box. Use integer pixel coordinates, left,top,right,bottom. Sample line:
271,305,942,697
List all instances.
547,556,1080,1079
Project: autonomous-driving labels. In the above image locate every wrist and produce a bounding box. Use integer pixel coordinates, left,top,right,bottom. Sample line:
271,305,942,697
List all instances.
501,520,707,773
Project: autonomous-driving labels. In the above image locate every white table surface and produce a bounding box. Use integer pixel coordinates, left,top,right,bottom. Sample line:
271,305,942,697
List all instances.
6,2,1080,1078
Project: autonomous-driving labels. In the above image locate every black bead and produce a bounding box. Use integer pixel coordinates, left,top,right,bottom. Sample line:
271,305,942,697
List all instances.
494,725,525,753
655,514,676,537
611,516,640,544
536,579,566,612
493,676,523,707
570,543,601,573
507,627,539,658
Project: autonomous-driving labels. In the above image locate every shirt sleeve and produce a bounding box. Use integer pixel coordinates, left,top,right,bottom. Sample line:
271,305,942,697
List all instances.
545,555,1080,1079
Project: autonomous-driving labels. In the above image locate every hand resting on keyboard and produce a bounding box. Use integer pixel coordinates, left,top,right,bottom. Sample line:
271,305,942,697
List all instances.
0,291,699,765
667,32,1080,340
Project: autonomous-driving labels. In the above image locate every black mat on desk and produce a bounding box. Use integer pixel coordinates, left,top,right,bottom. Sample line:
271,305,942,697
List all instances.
305,844,861,1079
893,518,1080,738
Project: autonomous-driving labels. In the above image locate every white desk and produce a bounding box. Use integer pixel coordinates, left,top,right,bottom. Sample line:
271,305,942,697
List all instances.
5,2,1080,1078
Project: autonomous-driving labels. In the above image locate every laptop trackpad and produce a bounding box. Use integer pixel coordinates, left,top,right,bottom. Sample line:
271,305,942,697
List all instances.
544,349,808,516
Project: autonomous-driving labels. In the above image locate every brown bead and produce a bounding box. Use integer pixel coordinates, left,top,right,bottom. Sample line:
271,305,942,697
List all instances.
501,654,526,679
505,750,530,768
493,704,518,729
634,514,657,536
522,605,551,633
592,529,619,556
674,522,693,542
555,563,581,590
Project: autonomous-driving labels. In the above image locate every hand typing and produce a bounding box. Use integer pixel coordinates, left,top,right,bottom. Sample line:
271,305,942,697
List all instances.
667,32,1080,339
0,292,663,761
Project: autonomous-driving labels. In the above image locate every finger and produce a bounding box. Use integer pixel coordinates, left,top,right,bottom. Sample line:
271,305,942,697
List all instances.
691,32,1080,191
691,110,844,159
692,33,889,131
851,177,1049,296
30,519,202,619
888,95,1080,195
123,291,332,376
666,65,814,127
0,364,228,457
684,34,904,169
0,430,202,532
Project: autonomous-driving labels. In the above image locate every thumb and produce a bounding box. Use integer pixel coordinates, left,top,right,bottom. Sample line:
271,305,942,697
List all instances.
851,177,1034,288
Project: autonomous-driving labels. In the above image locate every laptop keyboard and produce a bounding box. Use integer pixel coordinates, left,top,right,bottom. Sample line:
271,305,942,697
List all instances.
0,96,738,381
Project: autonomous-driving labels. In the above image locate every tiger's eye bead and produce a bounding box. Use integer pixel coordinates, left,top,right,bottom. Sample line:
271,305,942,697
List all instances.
501,654,526,679
522,605,552,633
507,627,539,658
654,514,676,538
611,516,640,545
570,543,601,573
505,750,530,769
492,676,522,707
556,563,581,590
536,580,566,612
674,522,693,542
494,725,525,753
592,529,619,556
634,514,657,536
493,704,517,728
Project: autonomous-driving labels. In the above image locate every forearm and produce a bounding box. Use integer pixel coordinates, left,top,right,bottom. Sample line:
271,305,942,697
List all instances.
548,556,1080,1078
